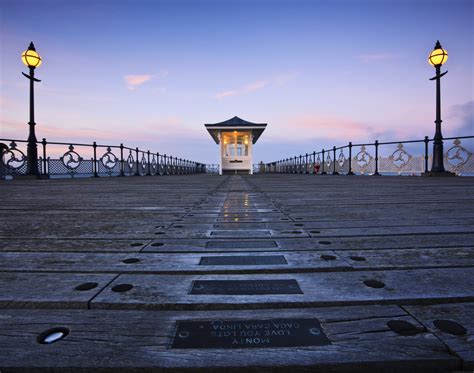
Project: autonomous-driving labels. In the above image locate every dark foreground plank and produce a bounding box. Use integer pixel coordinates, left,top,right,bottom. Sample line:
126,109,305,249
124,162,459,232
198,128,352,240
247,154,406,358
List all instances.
91,267,474,310
405,302,474,370
0,306,460,372
0,272,117,309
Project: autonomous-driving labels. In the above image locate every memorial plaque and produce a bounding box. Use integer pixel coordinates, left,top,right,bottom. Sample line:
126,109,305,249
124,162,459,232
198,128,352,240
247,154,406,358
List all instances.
199,255,287,266
210,230,271,237
206,241,277,249
190,279,303,295
171,318,331,349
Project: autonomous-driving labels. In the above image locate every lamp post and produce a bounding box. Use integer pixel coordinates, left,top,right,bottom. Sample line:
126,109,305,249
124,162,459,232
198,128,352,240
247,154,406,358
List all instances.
21,42,42,177
427,40,452,175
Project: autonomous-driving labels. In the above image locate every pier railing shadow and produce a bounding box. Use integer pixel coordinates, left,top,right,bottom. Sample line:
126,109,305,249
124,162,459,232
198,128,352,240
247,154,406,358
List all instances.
258,136,474,176
0,138,206,179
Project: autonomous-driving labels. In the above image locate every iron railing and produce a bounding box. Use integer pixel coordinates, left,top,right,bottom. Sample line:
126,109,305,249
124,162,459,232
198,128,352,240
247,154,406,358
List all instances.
0,138,206,179
262,136,474,176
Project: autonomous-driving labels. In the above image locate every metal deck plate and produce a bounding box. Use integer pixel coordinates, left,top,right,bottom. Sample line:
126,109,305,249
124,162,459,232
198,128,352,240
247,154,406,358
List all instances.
190,279,303,295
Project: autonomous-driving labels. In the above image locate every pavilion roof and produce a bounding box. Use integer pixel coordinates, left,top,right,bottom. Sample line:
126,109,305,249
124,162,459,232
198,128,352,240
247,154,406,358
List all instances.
204,116,267,144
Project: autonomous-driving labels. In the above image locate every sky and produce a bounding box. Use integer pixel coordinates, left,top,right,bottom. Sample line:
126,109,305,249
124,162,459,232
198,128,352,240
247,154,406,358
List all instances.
0,0,473,164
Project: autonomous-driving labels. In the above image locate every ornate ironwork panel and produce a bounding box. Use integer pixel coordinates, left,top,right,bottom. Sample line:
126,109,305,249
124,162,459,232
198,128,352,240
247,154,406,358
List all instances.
124,150,135,176
352,146,374,175
59,145,83,177
337,149,349,174
150,154,158,175
1,141,27,175
99,147,119,176
325,152,333,173
445,138,473,174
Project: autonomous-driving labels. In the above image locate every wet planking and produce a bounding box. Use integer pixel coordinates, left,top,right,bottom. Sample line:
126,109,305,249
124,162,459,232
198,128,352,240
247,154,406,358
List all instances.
199,255,288,266
171,318,330,349
190,279,303,295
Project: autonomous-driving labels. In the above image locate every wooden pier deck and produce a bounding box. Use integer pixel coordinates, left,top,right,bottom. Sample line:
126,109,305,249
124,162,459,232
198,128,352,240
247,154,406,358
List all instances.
1,174,474,372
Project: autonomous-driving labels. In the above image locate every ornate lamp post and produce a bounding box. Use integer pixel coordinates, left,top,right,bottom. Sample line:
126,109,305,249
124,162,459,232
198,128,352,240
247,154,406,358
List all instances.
427,40,452,175
21,42,42,176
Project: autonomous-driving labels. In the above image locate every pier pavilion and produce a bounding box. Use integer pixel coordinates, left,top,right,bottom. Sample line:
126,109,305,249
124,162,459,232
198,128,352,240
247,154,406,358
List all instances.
205,116,267,175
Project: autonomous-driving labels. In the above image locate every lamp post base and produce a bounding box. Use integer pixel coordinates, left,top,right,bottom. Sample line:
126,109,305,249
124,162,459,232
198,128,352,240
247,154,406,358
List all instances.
422,171,456,177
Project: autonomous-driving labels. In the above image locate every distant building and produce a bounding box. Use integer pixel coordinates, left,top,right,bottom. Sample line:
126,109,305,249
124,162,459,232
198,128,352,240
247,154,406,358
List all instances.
205,116,267,175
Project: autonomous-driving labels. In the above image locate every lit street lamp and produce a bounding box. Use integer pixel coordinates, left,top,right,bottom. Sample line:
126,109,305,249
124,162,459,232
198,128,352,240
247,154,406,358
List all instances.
427,40,453,175
21,42,42,176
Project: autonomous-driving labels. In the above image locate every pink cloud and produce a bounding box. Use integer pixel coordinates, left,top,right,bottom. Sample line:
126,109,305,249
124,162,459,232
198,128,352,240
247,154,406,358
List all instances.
214,90,239,99
268,114,378,142
244,80,269,93
124,74,154,90
214,72,297,100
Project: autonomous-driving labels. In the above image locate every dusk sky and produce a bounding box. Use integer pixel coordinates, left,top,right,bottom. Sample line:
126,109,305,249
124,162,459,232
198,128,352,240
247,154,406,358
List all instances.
1,0,473,164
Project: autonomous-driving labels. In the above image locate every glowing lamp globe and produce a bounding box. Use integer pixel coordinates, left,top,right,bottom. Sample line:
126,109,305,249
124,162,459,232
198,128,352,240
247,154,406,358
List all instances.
21,42,42,68
428,41,448,67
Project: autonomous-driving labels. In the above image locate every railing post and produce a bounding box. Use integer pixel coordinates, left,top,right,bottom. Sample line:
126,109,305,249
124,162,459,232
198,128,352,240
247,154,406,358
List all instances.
158,153,162,175
305,153,309,174
93,141,98,177
146,150,151,176
332,146,338,175
42,138,47,176
348,142,354,175
321,149,326,174
119,144,125,176
135,147,140,176
424,136,429,173
312,151,316,174
374,140,381,176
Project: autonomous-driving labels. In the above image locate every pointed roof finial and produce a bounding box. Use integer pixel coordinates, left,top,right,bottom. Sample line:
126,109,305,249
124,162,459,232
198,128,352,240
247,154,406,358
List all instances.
28,41,36,51
434,40,442,49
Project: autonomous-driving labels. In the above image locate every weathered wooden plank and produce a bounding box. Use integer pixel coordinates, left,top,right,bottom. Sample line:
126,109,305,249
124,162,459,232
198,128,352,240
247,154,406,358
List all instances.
141,234,474,253
175,217,474,229
91,267,474,310
0,306,460,371
0,272,116,309
404,303,474,370
2,248,474,274
335,247,474,270
0,238,150,252
0,251,350,274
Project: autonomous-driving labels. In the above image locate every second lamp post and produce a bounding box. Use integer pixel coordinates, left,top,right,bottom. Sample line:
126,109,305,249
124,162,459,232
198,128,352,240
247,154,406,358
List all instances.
427,40,452,175
21,41,42,177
